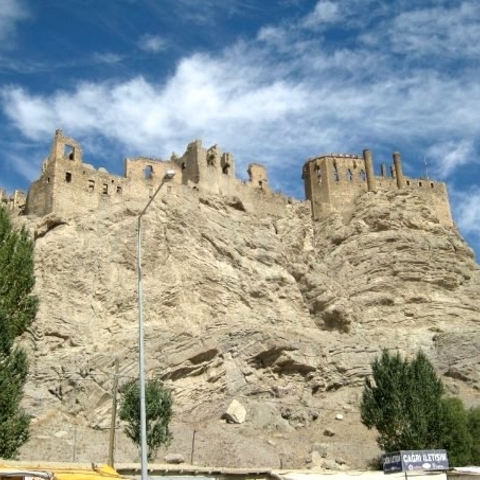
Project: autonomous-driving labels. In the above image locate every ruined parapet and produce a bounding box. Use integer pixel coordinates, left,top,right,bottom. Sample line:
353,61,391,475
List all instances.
247,163,269,189
174,139,204,186
1,190,27,215
221,152,235,177
50,129,83,163
11,190,27,213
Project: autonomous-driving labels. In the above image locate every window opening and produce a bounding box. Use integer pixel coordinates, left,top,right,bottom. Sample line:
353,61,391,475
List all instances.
207,153,215,166
360,170,366,181
88,180,95,192
64,145,75,160
419,182,423,187
347,169,353,181
406,180,411,186
144,165,153,179
430,182,435,188
102,184,108,195
47,177,50,183
222,165,229,174
116,185,122,194
333,162,339,182
65,172,72,183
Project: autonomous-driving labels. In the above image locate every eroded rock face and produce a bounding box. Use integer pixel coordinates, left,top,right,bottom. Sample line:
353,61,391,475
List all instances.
17,189,480,468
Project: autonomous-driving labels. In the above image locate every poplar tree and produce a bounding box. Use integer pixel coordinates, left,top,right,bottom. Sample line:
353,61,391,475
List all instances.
119,377,173,461
0,206,38,458
360,349,445,453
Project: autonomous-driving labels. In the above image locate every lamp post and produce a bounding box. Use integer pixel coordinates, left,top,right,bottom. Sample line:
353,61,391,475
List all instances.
137,170,176,480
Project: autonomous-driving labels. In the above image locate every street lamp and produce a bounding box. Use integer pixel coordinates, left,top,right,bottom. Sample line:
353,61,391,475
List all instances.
137,170,175,480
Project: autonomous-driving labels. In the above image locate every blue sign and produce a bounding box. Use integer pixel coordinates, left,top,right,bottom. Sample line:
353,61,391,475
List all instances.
383,450,449,474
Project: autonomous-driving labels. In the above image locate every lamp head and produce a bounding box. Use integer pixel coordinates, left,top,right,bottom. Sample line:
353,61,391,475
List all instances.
164,170,176,179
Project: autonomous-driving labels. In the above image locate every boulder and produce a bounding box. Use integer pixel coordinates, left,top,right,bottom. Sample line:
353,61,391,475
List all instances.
222,399,247,424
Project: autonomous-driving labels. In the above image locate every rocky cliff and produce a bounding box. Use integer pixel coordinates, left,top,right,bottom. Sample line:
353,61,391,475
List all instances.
15,188,480,468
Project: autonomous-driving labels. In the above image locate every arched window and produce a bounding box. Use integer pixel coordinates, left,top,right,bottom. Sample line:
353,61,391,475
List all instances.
333,162,339,182
144,165,153,179
347,169,353,181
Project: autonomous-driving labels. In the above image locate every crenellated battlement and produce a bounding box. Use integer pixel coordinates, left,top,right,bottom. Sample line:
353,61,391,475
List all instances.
302,150,453,226
4,130,453,228
23,130,284,218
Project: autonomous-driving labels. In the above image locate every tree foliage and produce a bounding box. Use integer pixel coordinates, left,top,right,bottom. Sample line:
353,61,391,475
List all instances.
361,349,480,467
361,349,444,453
467,405,480,464
119,377,173,461
439,397,473,467
0,206,38,458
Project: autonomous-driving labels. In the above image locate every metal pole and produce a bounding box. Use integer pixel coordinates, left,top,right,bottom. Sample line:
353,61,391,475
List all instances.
108,357,120,467
137,172,174,480
190,429,197,465
72,427,77,462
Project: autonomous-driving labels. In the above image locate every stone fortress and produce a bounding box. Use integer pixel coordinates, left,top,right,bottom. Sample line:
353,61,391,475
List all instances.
1,129,453,227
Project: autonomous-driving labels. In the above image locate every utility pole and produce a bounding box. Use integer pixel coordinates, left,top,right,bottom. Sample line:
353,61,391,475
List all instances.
190,429,197,465
108,358,120,467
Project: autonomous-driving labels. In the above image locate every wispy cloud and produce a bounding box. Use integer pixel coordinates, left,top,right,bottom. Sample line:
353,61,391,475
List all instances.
302,1,340,28
0,0,28,44
452,188,480,243
92,52,124,64
427,140,475,178
4,151,38,182
138,34,167,53
390,3,480,58
171,0,263,25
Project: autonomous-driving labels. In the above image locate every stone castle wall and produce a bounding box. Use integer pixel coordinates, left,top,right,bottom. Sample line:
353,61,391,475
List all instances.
24,130,288,219
2,130,453,228
303,150,453,227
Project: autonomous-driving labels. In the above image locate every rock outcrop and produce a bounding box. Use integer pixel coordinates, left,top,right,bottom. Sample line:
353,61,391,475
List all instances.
15,188,480,468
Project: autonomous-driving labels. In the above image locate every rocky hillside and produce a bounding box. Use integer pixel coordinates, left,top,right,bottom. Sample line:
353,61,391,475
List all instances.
15,188,480,469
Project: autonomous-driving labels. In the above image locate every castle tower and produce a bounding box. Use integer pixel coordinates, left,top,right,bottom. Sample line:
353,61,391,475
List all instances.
363,149,376,192
393,152,405,189
303,153,367,221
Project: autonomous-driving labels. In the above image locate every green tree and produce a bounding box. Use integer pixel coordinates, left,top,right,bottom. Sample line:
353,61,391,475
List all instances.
360,349,444,452
468,405,480,464
119,377,173,461
0,206,38,458
439,397,473,467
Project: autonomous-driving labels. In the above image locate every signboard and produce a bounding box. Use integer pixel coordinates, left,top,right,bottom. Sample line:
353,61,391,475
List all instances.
383,450,449,474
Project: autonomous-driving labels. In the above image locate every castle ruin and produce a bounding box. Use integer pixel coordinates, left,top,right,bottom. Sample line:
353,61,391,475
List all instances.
302,149,453,226
1,130,453,227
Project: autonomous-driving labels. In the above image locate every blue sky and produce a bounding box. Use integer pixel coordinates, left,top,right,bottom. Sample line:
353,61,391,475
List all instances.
1,0,480,259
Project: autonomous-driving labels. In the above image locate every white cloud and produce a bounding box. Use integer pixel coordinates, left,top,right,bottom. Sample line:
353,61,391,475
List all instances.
0,0,28,43
452,188,480,241
302,1,340,28
427,140,475,178
390,3,480,58
92,52,123,64
5,152,38,182
138,34,167,53
2,0,480,191
1,52,308,162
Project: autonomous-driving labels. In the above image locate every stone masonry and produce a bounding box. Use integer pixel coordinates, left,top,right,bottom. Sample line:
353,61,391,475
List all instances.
2,130,453,227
